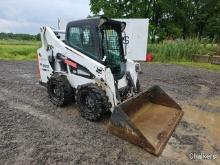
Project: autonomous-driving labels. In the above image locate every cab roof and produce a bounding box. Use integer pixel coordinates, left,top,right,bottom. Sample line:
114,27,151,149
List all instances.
66,17,123,29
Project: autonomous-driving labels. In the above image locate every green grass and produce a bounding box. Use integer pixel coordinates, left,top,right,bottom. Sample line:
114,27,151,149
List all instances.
146,61,220,72
148,38,217,62
0,40,40,60
166,62,220,72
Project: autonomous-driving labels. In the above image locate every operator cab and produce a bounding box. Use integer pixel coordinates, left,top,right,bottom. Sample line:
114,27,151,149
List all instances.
66,17,127,80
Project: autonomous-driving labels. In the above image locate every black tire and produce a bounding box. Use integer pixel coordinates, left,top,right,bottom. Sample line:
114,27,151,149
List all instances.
47,73,74,106
76,84,110,121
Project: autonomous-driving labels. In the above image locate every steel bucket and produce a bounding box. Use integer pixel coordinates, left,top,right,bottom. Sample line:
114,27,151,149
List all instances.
108,85,183,156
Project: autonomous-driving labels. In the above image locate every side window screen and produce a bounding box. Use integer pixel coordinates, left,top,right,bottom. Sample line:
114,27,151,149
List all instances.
68,26,97,59
101,25,123,66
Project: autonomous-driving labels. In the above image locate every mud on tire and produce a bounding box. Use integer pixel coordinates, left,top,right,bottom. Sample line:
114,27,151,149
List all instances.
76,84,110,121
47,73,74,106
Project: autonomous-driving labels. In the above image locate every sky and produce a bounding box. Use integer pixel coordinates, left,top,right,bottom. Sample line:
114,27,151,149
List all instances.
0,0,91,34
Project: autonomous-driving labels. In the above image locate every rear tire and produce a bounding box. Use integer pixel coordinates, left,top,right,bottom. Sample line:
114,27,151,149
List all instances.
76,84,109,121
47,73,74,106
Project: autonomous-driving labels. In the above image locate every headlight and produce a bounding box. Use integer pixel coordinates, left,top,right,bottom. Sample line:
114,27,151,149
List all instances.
135,63,141,72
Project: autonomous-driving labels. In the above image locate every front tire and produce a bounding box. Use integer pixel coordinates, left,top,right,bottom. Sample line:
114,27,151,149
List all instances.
47,73,74,106
76,84,109,121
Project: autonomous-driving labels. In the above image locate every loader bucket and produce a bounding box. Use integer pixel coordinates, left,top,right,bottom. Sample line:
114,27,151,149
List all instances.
108,85,183,156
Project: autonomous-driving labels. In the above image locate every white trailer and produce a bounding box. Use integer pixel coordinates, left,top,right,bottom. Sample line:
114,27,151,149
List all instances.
115,19,149,61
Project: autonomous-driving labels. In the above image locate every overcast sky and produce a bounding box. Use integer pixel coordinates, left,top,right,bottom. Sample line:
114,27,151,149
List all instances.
0,0,91,34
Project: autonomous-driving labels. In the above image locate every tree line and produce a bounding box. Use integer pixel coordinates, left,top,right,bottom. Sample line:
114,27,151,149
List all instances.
0,33,40,41
90,0,220,42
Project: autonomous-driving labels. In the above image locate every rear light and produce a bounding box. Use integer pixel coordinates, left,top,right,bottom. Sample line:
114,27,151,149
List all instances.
146,53,153,62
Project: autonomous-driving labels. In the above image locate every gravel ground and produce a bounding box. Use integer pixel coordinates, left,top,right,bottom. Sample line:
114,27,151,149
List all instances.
0,60,220,165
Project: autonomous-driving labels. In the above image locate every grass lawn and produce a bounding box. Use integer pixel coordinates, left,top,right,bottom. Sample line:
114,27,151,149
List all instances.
0,40,40,60
170,61,220,72
145,61,220,72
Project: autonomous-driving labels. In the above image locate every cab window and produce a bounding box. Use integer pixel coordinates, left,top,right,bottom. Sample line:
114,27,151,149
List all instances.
68,25,97,59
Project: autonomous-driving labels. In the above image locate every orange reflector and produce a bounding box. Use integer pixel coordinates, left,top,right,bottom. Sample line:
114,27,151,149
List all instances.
64,59,77,69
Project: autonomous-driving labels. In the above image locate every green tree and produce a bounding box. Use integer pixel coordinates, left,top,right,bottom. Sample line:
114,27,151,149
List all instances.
0,32,40,40
90,0,220,42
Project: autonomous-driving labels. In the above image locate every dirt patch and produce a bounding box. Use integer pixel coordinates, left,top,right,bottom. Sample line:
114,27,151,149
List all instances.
0,61,220,164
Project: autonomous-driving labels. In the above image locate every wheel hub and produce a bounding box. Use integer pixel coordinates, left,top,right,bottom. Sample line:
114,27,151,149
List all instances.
85,95,95,108
53,85,61,98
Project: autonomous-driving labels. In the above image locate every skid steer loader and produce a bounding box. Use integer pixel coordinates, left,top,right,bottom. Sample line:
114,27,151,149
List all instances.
37,17,183,156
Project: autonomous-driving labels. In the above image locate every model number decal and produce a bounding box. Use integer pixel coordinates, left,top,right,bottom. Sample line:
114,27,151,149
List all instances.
43,64,49,68
40,63,49,69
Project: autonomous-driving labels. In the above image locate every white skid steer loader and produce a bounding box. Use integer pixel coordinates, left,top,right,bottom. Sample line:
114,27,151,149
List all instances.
37,17,183,156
